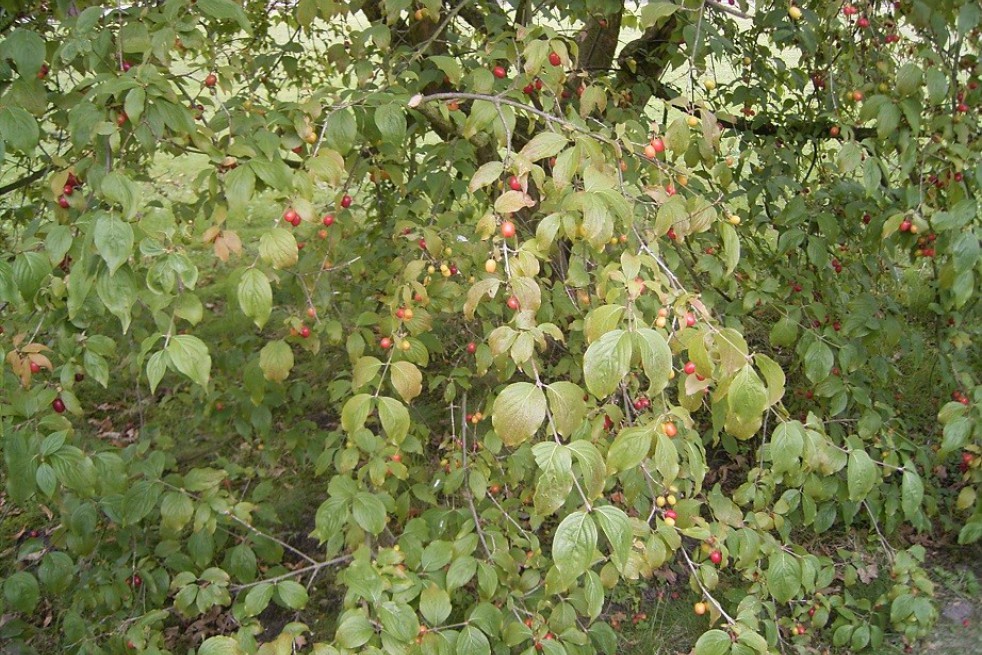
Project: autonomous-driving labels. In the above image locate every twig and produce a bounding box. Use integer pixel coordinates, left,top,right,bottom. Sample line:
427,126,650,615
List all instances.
679,547,736,625
230,555,352,591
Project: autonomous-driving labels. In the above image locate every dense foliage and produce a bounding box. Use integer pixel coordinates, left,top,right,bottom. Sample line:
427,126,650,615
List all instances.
1,0,980,653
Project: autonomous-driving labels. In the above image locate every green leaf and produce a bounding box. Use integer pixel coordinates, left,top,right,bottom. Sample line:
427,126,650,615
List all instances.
767,551,802,603
447,555,477,590
754,353,785,407
198,636,244,655
583,329,632,398
847,449,876,502
0,106,39,152
546,381,587,437
165,335,211,388
352,492,386,534
243,583,274,617
725,365,767,440
583,305,625,344
324,108,357,154
468,161,504,193
456,625,491,655
341,394,373,433
553,510,597,583
1,29,46,76
655,195,687,236
641,1,678,27
352,356,383,390
837,141,862,173
635,328,672,395
146,351,169,394
276,580,308,610
379,600,419,641
420,583,452,625
226,165,256,212
123,480,160,525
607,425,654,475
259,340,294,382
237,268,272,328
803,340,833,384
519,132,568,161
693,629,731,655
901,467,924,520
3,571,40,613
719,221,740,274
567,440,606,500
378,396,410,444
336,613,374,648
492,382,547,446
196,0,252,33
895,63,922,96
160,491,194,532
259,228,298,269
93,214,134,275
375,103,407,143
771,422,804,474
101,172,141,220
653,431,679,483
593,505,631,573
390,360,422,403
494,190,535,214
877,103,901,140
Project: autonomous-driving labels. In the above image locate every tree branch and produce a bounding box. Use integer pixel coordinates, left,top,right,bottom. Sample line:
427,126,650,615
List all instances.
0,166,49,197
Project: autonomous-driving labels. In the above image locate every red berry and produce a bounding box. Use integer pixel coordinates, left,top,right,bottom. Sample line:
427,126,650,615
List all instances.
29,361,41,374
380,337,393,350
63,184,74,196
507,296,520,311
52,398,66,413
322,214,334,226
299,326,311,338
685,312,697,327
664,509,677,520
523,83,535,95
58,195,70,209
466,342,477,354
204,73,217,88
283,209,299,225
116,111,128,126
710,550,722,564
500,221,516,238
535,78,543,90
121,60,132,72
899,220,912,232
548,52,561,66
340,194,352,208
492,65,507,79
651,137,665,153
857,16,870,28
509,176,522,191
418,238,427,250
683,362,696,375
